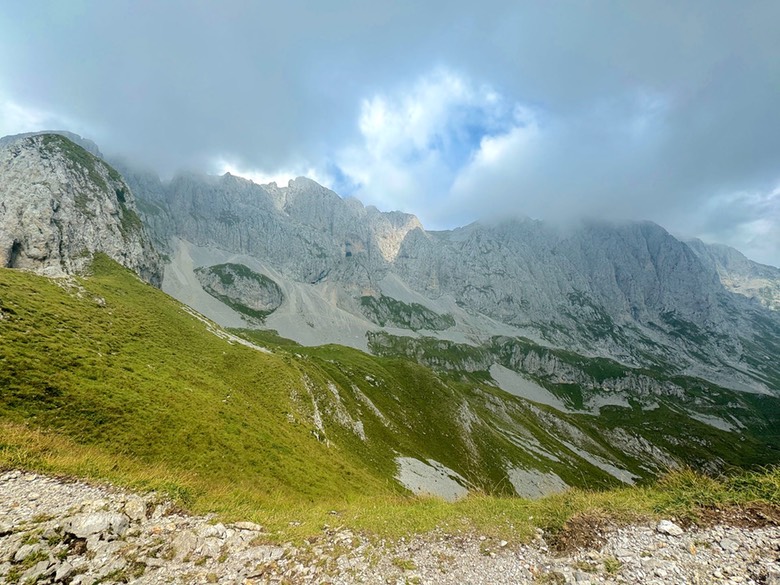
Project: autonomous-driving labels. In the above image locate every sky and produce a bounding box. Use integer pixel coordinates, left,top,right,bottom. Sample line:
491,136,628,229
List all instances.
1,1,779,266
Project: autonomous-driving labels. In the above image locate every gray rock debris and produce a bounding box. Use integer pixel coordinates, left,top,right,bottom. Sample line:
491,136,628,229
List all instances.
63,512,129,539
123,495,147,523
2,469,779,584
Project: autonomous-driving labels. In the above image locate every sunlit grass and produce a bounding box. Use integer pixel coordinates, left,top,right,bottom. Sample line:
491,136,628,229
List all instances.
2,421,778,543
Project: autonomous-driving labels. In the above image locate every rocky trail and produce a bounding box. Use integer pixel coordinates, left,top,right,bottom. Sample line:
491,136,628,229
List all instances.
1,470,779,584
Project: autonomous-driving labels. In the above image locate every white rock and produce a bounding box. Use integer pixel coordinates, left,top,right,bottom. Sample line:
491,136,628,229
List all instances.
55,562,74,582
766,567,780,585
20,558,53,583
63,512,130,539
171,529,201,561
13,543,41,563
200,522,227,539
123,496,147,523
656,520,684,537
234,521,264,532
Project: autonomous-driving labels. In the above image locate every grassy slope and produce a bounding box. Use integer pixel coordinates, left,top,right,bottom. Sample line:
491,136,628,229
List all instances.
0,256,389,503
233,331,633,493
1,257,778,541
367,332,780,471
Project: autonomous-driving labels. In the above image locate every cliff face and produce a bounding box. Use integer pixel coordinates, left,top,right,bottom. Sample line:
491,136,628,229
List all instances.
394,219,727,332
687,238,780,311
119,166,780,393
0,134,162,285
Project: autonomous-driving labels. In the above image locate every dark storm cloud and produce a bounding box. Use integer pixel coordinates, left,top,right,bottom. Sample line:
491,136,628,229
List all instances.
1,1,779,264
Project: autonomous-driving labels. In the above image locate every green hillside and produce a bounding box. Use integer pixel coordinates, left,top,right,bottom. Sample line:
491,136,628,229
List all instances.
0,255,391,498
1,255,779,541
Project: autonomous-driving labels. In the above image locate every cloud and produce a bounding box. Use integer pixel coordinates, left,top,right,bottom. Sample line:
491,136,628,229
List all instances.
1,2,779,265
329,69,530,224
325,71,679,229
446,87,678,224
0,95,79,138
212,158,325,189
690,186,780,267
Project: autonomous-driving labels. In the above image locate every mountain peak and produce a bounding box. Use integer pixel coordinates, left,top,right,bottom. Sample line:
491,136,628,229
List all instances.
688,238,780,310
0,130,103,158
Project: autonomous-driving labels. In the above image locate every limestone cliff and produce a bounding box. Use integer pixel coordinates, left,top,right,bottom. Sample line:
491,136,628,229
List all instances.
0,133,162,285
687,238,780,311
122,169,780,394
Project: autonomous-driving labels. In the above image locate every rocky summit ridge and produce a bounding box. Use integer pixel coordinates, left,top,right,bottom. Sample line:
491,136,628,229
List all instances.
688,237,780,311
115,162,780,397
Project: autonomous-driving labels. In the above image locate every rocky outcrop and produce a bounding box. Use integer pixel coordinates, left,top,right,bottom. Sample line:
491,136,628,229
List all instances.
688,238,780,311
359,294,454,330
0,133,162,285
194,262,283,321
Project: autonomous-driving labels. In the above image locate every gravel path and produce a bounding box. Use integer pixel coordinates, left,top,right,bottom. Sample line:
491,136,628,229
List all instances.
1,470,779,584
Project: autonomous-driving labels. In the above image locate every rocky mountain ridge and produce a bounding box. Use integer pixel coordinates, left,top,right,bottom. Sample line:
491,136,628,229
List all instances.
108,159,780,479
0,133,161,285
115,164,780,397
0,130,103,158
688,238,780,311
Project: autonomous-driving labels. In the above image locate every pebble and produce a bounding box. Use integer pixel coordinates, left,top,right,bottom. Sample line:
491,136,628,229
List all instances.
1,470,779,584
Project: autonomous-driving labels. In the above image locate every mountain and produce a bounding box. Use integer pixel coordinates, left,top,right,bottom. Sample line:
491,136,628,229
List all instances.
2,132,779,505
0,133,162,285
3,251,779,506
119,168,780,396
687,238,780,311
114,162,780,476
0,129,103,157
